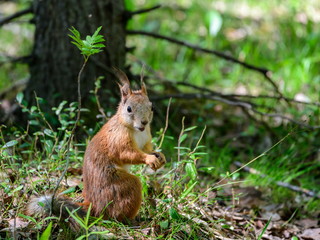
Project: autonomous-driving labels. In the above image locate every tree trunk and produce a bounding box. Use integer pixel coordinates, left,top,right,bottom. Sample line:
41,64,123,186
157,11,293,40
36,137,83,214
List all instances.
25,0,126,108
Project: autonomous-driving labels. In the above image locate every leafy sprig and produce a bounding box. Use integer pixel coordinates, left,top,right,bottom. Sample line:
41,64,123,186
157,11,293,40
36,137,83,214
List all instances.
68,26,105,60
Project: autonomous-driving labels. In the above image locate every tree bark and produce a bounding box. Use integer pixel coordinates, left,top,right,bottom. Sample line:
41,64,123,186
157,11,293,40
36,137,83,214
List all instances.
25,0,126,108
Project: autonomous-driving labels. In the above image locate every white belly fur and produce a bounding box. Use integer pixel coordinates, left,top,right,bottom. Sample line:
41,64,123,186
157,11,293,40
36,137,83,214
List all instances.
133,127,150,150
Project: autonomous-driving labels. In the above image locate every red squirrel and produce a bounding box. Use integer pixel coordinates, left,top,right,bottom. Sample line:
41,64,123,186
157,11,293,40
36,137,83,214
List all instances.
26,69,166,223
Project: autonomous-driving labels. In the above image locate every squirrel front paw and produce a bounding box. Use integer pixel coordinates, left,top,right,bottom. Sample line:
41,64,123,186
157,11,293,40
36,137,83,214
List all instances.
152,152,166,165
146,153,166,171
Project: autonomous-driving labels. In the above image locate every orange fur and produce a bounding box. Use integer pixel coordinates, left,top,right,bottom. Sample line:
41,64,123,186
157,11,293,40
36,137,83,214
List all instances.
82,72,166,220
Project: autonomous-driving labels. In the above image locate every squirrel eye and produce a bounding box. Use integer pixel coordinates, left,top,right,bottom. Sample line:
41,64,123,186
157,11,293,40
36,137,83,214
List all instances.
127,106,132,113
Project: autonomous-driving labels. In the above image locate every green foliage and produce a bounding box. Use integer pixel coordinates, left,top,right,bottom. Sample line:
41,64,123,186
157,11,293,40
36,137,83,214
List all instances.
257,217,272,240
66,205,109,240
68,26,106,60
39,221,53,240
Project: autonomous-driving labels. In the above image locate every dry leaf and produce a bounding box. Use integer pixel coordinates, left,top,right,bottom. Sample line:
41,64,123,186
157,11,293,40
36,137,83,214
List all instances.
261,212,281,221
8,217,29,230
299,228,320,240
296,219,318,229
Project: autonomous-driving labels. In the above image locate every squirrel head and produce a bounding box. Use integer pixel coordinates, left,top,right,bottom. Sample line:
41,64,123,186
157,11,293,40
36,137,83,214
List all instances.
115,69,153,132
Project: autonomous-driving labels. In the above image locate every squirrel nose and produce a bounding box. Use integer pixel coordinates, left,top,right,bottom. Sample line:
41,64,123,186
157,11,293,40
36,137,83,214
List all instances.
141,120,148,126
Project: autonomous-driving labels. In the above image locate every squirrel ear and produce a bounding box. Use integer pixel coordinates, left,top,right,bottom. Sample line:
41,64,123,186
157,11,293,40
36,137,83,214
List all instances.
113,67,130,86
114,67,132,101
140,66,147,95
141,81,147,95
120,83,131,100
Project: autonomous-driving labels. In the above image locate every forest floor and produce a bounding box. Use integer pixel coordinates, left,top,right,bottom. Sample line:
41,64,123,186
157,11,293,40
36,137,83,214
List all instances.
0,162,319,240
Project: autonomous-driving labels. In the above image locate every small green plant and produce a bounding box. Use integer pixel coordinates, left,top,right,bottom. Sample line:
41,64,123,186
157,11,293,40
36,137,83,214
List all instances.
39,221,53,240
257,217,272,240
66,205,109,240
52,26,106,205
68,26,105,61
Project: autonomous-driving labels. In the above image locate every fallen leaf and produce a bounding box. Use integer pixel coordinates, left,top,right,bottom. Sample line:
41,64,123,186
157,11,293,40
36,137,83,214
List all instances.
8,217,29,230
299,228,320,240
141,227,151,235
296,219,318,229
261,212,281,221
63,177,81,187
256,220,264,228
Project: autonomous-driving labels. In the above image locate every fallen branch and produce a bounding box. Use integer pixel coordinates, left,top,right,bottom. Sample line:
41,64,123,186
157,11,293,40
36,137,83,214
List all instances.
0,7,33,27
174,81,320,107
150,92,320,129
233,161,320,199
127,4,161,17
0,78,28,100
127,30,285,99
227,93,320,107
250,109,319,129
0,55,32,67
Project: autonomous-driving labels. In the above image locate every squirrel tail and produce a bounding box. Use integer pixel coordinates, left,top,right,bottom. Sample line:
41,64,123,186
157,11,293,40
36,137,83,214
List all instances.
26,194,87,229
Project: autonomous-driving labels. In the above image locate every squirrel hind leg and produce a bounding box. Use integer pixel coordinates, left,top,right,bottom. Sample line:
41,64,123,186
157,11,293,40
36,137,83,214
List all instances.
112,172,142,221
91,170,142,221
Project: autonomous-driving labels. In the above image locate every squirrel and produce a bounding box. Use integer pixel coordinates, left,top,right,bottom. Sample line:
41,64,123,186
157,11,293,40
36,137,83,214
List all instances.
26,69,166,223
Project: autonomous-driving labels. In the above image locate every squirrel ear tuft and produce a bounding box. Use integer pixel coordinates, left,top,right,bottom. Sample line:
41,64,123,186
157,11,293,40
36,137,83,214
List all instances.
141,81,147,95
113,67,130,86
140,66,147,95
114,67,132,101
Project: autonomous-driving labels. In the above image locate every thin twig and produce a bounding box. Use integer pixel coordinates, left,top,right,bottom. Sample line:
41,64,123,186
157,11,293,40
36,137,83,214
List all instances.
157,97,172,150
51,58,87,213
155,78,320,110
177,116,185,163
127,30,284,99
175,81,319,107
233,161,320,198
34,92,54,133
189,125,207,157
227,93,320,107
128,5,161,17
151,93,254,108
94,77,107,121
214,131,292,187
0,7,33,27
0,55,32,67
240,106,276,135
250,109,320,129
91,58,114,74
